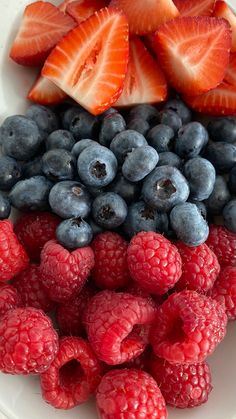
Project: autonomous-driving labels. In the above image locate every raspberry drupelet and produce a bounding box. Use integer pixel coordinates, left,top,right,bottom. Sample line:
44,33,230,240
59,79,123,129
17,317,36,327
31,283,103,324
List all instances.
0,284,22,318
206,224,236,267
210,266,236,320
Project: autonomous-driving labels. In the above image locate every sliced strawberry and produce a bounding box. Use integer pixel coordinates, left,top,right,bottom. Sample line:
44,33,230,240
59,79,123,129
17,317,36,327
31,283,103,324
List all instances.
109,0,179,35
59,0,75,12
66,0,107,23
153,16,231,96
28,74,67,105
173,0,216,17
10,1,76,67
184,82,236,116
114,37,167,107
214,1,236,52
224,53,236,87
42,7,129,115
59,0,108,12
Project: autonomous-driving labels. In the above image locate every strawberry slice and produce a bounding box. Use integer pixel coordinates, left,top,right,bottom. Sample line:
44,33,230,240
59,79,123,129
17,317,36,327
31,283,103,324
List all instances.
114,37,167,107
59,0,75,12
28,74,67,105
42,7,129,115
59,0,108,12
173,0,216,17
66,0,107,23
9,1,76,66
184,82,236,116
109,0,179,35
224,53,236,87
153,16,231,96
214,1,236,52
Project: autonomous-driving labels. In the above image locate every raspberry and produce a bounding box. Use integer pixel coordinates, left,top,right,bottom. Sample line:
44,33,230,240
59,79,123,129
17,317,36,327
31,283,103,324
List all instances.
14,211,60,261
0,307,58,374
175,242,220,293
148,354,213,408
150,290,227,364
84,290,157,365
96,369,167,419
127,231,182,295
91,232,131,290
206,225,236,267
0,220,29,282
39,240,94,302
40,336,102,410
210,266,236,320
13,264,55,313
0,284,22,318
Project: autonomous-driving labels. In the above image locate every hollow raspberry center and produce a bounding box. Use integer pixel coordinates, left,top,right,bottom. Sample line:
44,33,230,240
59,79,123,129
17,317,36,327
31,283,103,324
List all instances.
166,317,186,343
59,359,84,388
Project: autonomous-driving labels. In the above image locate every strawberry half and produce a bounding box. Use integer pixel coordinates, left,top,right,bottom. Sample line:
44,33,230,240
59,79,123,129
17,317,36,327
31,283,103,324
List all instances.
224,53,236,87
109,0,179,35
114,37,167,107
153,16,231,96
42,7,129,115
59,0,76,12
214,1,236,52
28,74,67,105
173,0,216,17
9,1,76,66
66,0,107,23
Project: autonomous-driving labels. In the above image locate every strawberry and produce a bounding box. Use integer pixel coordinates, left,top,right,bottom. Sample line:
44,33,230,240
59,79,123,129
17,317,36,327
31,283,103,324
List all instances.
214,1,236,52
224,53,236,87
173,0,216,17
28,74,67,105
66,0,107,23
184,82,236,115
109,0,179,35
59,0,76,12
153,16,231,96
114,37,167,107
9,1,76,67
42,7,129,115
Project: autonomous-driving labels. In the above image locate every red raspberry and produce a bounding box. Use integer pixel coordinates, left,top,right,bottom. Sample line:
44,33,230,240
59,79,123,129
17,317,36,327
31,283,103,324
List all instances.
0,284,22,318
84,290,157,365
210,266,236,320
148,354,213,408
206,224,236,267
91,232,131,290
175,242,220,293
0,220,29,282
40,240,94,302
13,264,55,313
150,290,227,364
14,211,60,261
40,336,102,410
0,307,58,374
127,231,182,295
96,369,167,419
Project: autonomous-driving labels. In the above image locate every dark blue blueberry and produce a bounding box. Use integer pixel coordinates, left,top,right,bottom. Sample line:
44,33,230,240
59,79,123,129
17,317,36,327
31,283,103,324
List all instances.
99,108,117,119
157,152,182,170
127,118,150,136
99,112,126,146
9,176,53,211
46,130,75,151
175,122,208,159
184,157,216,201
92,192,127,229
106,173,140,204
77,145,118,188
0,115,42,160
205,175,231,215
62,106,84,130
110,130,148,164
22,156,43,178
71,139,98,159
25,105,59,138
69,110,98,140
142,166,189,212
147,124,174,153
0,193,11,219
163,99,192,124
223,199,236,233
42,149,76,181
49,181,92,219
188,200,207,220
128,104,159,125
87,186,104,198
207,117,236,144
88,218,104,235
229,165,236,194
0,156,22,190
122,146,159,182
159,109,182,133
205,142,236,172
56,218,93,249
170,202,209,246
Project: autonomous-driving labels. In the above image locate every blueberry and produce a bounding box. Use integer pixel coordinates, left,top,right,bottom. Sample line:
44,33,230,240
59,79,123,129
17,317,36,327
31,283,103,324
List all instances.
175,122,208,159
99,108,117,119
122,146,159,182
142,166,190,212
208,117,236,144
159,109,182,133
157,152,182,170
9,176,53,211
71,139,98,159
223,199,236,233
77,144,118,188
0,193,11,219
128,104,159,125
127,118,150,136
229,165,236,194
170,202,209,246
205,175,231,215
188,200,207,220
42,149,76,181
163,99,192,124
106,173,140,203
87,186,104,198
56,218,93,249
25,105,59,138
205,142,236,172
69,110,98,140
88,218,104,235
49,181,92,219
46,130,75,151
147,124,174,153
110,130,148,164
0,156,22,190
92,192,127,229
0,115,43,160
99,112,126,146
62,106,84,130
184,157,216,201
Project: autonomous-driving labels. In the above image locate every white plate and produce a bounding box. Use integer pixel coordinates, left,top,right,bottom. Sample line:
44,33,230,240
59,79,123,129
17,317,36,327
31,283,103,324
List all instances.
0,1,236,418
